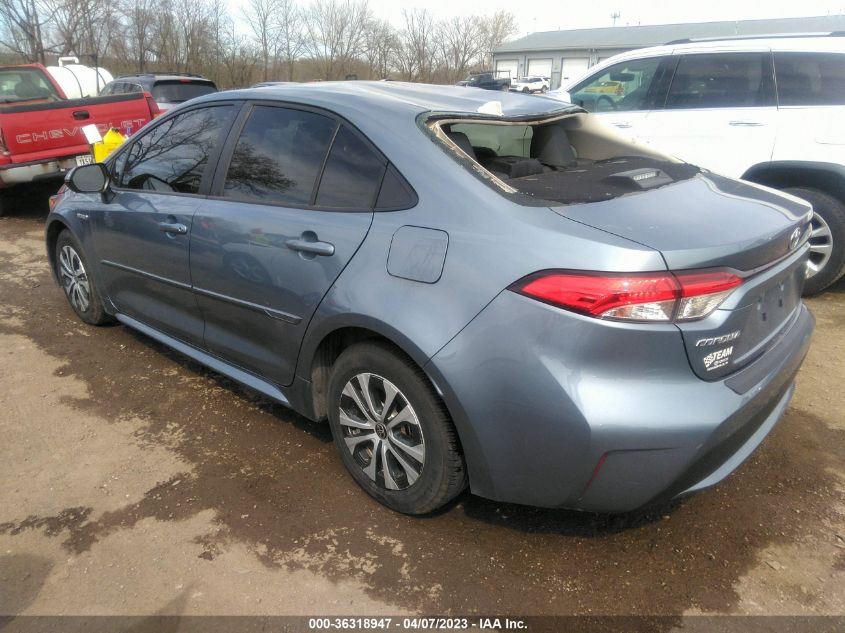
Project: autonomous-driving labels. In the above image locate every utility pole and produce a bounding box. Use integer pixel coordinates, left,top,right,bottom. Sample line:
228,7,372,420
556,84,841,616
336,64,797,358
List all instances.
611,12,620,27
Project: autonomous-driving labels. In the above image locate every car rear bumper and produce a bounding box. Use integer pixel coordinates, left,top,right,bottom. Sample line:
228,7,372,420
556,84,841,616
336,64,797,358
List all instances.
426,291,814,512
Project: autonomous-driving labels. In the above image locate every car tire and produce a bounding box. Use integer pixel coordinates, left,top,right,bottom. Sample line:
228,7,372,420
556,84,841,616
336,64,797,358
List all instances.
782,187,845,295
522,87,530,93
55,230,112,325
500,84,509,92
327,342,467,514
541,86,548,93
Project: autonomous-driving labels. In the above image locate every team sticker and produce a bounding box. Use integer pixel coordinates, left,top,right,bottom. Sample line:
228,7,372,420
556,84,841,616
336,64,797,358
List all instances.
703,346,734,371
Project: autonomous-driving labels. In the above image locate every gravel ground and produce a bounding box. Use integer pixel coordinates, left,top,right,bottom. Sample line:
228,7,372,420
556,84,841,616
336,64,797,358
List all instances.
0,185,843,624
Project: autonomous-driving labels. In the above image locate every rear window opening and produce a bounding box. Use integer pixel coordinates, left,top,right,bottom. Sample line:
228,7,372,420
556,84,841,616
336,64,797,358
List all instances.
430,113,700,205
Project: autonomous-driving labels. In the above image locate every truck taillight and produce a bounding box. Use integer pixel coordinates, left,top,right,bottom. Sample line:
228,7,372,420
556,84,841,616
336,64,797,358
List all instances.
510,270,742,323
144,93,161,118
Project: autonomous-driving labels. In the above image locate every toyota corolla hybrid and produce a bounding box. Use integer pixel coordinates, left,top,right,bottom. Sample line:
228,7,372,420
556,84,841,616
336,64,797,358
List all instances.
46,83,813,515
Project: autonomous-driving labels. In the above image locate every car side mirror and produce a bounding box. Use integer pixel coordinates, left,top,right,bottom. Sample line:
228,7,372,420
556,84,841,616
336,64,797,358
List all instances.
66,163,110,194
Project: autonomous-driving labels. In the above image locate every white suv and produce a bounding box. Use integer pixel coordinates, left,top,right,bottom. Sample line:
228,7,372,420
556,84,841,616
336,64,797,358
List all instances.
512,76,550,94
550,35,845,293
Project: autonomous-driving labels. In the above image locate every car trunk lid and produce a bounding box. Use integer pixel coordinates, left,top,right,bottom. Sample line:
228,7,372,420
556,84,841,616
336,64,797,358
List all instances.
551,173,813,379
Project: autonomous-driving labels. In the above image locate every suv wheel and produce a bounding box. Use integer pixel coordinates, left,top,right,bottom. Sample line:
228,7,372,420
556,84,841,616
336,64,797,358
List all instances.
56,231,112,325
327,342,467,514
783,187,845,295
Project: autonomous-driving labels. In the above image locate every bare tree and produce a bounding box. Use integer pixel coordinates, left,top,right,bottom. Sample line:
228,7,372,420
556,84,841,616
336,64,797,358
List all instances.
242,0,278,82
275,0,304,82
396,8,436,82
121,0,158,72
477,10,518,70
363,18,396,80
0,0,50,63
304,0,371,80
437,16,483,83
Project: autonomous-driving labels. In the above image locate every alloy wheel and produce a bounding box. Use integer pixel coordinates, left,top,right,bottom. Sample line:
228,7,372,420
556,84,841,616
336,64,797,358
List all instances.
59,244,91,313
807,211,833,278
339,372,425,491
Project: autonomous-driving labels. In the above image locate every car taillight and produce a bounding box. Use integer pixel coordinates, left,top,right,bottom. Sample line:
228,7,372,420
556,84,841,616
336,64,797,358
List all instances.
510,270,742,322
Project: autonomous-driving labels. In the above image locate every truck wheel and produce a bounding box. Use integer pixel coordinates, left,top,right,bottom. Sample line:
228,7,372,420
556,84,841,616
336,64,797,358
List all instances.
501,84,509,92
55,230,112,325
327,342,467,515
783,187,845,295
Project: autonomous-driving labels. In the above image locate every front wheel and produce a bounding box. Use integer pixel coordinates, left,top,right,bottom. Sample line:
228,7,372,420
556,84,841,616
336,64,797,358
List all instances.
327,342,467,514
55,230,112,325
782,187,845,295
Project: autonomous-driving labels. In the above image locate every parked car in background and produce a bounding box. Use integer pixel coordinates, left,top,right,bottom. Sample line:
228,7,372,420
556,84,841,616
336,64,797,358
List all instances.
100,73,217,112
456,71,511,91
47,83,813,516
550,35,845,294
0,63,160,215
511,75,549,93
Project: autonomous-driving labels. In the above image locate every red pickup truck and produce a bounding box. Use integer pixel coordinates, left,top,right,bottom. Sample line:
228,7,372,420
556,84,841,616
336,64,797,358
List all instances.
0,63,160,214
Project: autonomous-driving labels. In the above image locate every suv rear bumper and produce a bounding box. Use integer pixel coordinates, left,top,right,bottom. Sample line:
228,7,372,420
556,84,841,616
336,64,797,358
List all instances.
427,291,814,512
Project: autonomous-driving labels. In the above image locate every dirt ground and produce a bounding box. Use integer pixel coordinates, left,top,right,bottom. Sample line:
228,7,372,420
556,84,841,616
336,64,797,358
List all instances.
0,185,843,623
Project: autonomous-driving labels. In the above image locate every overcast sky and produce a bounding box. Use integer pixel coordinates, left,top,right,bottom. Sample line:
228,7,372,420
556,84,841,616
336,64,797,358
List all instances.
370,0,845,36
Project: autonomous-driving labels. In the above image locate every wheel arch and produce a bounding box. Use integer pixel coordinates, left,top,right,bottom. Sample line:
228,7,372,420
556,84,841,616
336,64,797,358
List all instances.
296,314,493,496
45,217,73,283
741,161,845,203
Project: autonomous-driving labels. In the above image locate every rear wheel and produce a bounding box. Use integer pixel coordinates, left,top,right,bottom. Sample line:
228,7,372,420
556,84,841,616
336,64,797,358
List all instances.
327,342,467,514
501,84,509,92
782,187,845,295
522,87,530,93
55,231,111,325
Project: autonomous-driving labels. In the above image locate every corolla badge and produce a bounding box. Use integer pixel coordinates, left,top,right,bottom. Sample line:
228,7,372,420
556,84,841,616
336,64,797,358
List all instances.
695,330,741,347
789,227,802,250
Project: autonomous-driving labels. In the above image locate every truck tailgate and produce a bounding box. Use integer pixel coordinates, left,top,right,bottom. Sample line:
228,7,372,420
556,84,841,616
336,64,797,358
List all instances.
1,93,154,163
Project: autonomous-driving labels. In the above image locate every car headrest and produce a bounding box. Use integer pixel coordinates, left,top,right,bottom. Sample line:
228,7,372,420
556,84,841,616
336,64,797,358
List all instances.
530,124,577,168
446,132,477,160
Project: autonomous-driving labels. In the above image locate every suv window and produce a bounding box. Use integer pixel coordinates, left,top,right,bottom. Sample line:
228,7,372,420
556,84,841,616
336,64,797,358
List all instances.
666,53,774,109
315,125,386,208
774,52,845,106
152,80,218,104
118,105,233,194
223,105,337,206
570,57,665,113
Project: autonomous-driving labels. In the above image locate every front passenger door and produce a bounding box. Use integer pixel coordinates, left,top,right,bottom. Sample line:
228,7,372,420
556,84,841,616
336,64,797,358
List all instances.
92,104,236,347
567,56,672,138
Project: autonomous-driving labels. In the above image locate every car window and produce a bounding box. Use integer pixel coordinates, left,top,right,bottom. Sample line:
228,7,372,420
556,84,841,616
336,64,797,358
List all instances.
570,57,665,112
450,122,532,157
315,125,386,209
774,52,845,106
665,53,774,109
223,105,336,206
117,105,233,194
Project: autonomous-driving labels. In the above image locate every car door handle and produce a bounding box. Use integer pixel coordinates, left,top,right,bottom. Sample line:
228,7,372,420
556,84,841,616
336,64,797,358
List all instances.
612,122,632,129
159,222,187,235
729,120,764,127
285,238,335,256
73,110,90,120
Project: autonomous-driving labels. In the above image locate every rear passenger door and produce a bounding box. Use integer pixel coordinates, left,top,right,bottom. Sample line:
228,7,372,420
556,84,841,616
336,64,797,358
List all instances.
639,51,778,178
190,103,386,386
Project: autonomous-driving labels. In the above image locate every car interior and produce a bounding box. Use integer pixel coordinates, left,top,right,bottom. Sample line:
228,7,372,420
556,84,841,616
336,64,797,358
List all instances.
438,113,700,204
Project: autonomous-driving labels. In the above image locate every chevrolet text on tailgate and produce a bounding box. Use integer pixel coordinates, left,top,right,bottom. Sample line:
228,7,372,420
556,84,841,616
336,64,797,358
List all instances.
0,63,160,215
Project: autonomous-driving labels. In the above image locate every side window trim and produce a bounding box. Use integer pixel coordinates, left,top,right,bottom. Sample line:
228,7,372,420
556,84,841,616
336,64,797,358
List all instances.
108,100,242,198
647,55,680,110
209,99,406,213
